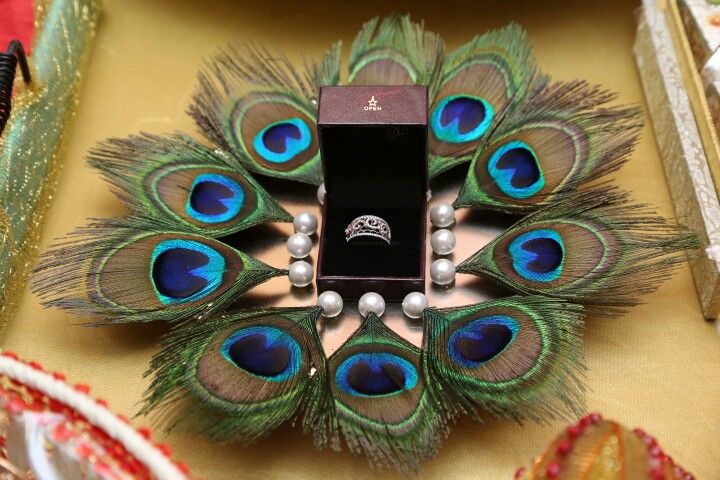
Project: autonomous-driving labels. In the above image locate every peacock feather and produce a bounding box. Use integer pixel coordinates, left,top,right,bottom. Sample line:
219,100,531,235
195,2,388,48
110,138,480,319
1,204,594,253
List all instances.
27,13,701,475
317,313,444,473
88,133,293,237
188,42,342,185
456,188,699,314
348,15,444,94
453,81,642,212
32,218,286,323
428,23,542,178
141,307,330,444
423,296,585,423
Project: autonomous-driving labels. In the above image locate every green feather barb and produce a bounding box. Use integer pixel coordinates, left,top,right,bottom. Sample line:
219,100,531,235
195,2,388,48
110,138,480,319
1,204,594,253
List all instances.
423,296,586,423
429,23,543,178
348,15,444,95
188,43,342,185
32,218,286,324
141,307,329,444
457,188,700,315
88,133,292,236
454,80,642,212
322,313,445,474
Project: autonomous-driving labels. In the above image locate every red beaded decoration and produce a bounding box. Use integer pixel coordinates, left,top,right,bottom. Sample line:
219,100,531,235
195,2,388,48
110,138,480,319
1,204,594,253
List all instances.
515,413,693,480
0,351,193,479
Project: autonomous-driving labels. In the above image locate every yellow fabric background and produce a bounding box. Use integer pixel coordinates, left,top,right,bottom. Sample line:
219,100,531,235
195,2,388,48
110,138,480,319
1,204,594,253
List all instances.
3,0,720,478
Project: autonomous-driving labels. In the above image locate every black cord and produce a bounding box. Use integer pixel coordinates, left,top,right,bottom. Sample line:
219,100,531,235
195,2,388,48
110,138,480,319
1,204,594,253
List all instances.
0,40,32,137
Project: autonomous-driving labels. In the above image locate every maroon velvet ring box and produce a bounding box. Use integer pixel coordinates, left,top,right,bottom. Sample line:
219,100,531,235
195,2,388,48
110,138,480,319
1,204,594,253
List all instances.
316,85,428,301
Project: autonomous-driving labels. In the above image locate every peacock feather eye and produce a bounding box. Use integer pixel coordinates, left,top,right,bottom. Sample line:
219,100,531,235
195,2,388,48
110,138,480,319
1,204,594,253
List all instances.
508,229,565,283
431,94,494,144
224,92,322,184
487,140,544,199
186,173,245,224
447,315,519,367
422,297,586,424
150,239,226,305
220,326,302,382
252,118,312,164
335,352,418,397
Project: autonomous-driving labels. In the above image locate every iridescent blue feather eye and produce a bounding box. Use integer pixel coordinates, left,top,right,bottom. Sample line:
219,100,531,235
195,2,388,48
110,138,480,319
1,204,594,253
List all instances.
508,229,565,282
186,173,245,224
431,95,494,143
220,326,302,381
336,353,418,397
448,315,519,367
487,140,545,199
150,239,226,305
252,118,312,163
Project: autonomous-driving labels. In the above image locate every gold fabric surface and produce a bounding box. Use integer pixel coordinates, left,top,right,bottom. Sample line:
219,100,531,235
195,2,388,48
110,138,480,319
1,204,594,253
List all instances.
2,0,720,478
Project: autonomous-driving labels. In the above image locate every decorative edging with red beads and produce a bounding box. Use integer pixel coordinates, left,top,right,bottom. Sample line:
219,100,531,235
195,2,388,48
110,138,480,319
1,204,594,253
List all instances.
0,351,192,479
514,413,604,480
514,413,695,480
633,428,694,480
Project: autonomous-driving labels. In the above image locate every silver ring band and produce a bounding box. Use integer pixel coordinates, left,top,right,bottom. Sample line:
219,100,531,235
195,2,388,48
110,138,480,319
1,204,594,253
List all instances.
345,215,391,244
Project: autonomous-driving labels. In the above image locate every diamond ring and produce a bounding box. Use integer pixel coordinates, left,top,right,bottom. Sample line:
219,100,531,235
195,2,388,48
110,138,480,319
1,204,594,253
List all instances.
345,215,391,244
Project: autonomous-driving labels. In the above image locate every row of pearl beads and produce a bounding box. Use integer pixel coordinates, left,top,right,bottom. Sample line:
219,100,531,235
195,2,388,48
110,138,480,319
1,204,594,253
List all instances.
429,203,457,284
317,291,429,320
430,203,456,257
288,212,318,287
287,211,319,259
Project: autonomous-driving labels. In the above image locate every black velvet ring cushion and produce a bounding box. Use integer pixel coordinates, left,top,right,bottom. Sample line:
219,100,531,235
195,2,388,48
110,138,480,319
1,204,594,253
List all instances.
316,86,428,300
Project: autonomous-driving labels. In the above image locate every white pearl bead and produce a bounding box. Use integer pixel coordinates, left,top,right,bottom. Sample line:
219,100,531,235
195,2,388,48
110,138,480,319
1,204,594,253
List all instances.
288,260,313,287
430,259,456,285
317,291,343,317
286,233,312,259
402,292,428,319
430,203,455,228
293,212,318,235
358,292,385,318
431,229,456,255
317,183,326,205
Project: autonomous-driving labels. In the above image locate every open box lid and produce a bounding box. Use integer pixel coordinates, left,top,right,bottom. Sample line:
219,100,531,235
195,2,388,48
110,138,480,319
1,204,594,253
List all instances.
317,85,428,210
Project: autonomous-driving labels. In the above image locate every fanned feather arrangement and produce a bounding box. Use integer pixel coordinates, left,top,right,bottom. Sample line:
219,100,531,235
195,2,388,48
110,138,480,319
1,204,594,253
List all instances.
30,14,699,474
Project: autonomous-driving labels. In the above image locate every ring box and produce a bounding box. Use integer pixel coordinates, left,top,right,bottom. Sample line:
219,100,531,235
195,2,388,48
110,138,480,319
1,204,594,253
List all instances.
316,85,428,300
